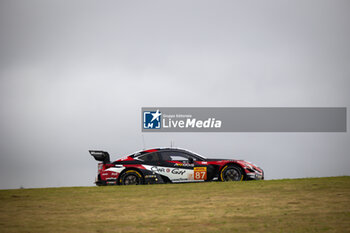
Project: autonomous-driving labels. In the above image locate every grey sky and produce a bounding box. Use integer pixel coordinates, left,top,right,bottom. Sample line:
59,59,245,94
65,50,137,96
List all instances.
0,0,349,189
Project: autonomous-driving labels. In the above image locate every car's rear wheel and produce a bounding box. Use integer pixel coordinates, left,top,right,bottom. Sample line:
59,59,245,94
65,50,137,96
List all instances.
220,165,243,181
121,170,143,185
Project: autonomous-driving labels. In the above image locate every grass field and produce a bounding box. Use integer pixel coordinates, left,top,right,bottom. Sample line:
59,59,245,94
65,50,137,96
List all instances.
0,177,349,233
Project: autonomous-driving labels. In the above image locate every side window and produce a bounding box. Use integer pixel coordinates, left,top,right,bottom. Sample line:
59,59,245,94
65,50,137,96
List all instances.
137,152,159,162
160,151,195,162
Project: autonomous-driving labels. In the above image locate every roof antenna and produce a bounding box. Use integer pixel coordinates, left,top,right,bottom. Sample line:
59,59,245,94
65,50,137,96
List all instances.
170,140,173,148
142,135,146,150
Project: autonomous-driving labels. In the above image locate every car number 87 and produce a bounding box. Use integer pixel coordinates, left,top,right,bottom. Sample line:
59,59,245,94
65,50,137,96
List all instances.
194,167,207,180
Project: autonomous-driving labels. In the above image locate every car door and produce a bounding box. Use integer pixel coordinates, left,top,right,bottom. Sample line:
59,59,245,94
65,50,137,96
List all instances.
158,150,208,182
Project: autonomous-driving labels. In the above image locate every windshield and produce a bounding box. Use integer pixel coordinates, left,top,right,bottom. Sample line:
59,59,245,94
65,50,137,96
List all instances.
184,149,207,160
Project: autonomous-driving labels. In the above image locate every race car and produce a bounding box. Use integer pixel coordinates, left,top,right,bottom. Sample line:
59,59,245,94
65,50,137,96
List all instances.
89,148,264,185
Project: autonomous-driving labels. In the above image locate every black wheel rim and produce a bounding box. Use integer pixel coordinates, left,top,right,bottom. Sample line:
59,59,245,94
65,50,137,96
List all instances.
223,168,241,181
124,174,139,185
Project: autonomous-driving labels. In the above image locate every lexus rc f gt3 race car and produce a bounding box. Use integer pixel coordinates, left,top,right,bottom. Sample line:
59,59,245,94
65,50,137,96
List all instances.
90,148,264,185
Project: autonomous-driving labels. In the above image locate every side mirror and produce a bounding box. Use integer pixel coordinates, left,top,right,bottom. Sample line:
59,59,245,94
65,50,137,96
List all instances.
188,157,194,164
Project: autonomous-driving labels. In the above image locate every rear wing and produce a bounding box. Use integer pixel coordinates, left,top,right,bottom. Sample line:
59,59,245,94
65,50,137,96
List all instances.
89,150,110,164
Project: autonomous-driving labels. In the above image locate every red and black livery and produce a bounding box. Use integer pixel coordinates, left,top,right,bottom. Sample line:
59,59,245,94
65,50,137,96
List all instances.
90,148,264,186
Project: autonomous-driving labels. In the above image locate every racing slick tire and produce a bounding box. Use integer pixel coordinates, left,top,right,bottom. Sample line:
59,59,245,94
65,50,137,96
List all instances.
220,165,243,182
120,170,143,185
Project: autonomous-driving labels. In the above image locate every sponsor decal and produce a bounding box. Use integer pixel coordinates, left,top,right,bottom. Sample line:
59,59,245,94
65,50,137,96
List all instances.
171,168,186,175
90,151,102,155
150,166,186,175
174,163,194,167
106,181,117,184
151,166,165,173
172,178,188,182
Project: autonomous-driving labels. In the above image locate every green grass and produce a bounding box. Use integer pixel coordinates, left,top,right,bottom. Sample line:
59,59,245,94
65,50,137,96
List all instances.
0,177,349,232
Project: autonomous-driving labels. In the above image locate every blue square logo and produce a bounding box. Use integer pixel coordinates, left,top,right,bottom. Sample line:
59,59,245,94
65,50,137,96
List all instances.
143,110,162,129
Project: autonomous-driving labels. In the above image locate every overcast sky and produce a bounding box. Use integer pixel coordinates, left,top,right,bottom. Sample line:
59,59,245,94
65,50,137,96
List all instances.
0,0,349,189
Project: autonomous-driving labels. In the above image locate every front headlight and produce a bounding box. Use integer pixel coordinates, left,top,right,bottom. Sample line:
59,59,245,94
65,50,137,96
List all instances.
242,162,253,169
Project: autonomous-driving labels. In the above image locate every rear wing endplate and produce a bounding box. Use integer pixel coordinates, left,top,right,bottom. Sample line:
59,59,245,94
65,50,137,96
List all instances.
89,150,110,164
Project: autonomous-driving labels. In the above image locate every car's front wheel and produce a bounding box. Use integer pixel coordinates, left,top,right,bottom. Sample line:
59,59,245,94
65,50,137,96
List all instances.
220,165,243,181
120,170,143,185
